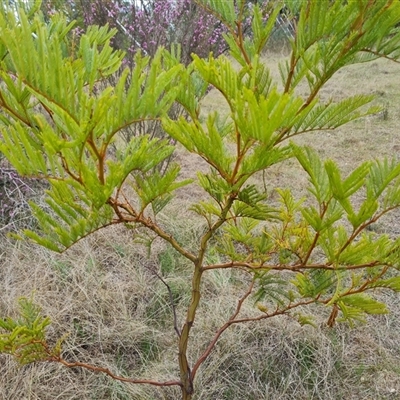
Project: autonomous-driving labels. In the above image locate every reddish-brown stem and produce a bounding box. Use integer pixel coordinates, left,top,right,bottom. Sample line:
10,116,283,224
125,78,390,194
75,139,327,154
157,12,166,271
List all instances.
322,265,390,326
338,206,400,256
38,100,55,123
301,202,329,266
86,131,104,184
137,214,197,263
0,90,31,127
360,49,400,64
104,116,161,150
107,197,134,222
59,154,82,184
235,20,252,67
21,80,80,125
108,197,197,263
153,270,182,338
284,50,298,94
336,265,390,298
51,357,181,388
327,304,339,327
203,260,382,272
15,341,182,388
203,261,261,271
230,133,254,185
192,292,318,380
54,220,122,253
191,280,254,380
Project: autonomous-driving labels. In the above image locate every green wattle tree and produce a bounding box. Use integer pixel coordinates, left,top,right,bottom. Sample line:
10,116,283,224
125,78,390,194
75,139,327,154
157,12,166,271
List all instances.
1,1,400,399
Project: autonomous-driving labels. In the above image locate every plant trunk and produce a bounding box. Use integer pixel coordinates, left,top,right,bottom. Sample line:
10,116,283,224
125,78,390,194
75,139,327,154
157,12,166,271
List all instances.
178,346,194,400
181,385,193,400
178,263,203,400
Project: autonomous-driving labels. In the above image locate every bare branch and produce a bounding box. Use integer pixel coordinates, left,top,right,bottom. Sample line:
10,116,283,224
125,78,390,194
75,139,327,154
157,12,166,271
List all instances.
191,280,254,380
203,260,384,272
152,269,181,338
191,282,317,380
52,356,181,388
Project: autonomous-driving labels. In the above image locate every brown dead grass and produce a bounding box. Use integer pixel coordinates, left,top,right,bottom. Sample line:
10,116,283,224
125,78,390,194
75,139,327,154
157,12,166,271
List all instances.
1,55,400,400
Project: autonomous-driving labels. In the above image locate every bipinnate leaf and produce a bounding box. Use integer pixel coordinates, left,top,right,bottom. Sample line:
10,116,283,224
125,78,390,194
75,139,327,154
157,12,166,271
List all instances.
199,0,236,28
163,112,234,177
291,144,330,203
290,95,380,136
250,5,280,56
235,87,303,145
0,297,61,365
134,164,192,214
162,52,208,116
368,276,400,291
292,269,335,299
337,294,388,325
0,6,186,253
197,170,233,204
190,201,222,222
16,171,118,252
254,272,291,307
243,60,273,101
283,1,400,94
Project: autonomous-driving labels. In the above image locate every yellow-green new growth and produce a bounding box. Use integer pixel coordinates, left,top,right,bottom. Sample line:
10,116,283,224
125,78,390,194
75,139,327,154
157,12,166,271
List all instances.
2,0,400,399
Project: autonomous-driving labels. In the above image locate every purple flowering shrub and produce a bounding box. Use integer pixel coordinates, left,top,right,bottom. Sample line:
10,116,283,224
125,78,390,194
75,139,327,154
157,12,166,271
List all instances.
40,1,294,65
40,0,227,66
123,0,227,65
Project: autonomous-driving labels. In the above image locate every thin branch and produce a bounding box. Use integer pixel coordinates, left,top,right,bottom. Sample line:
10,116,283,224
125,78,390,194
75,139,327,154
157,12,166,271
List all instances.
28,217,122,254
191,285,317,380
104,116,162,150
338,205,400,256
59,153,82,184
235,19,252,67
13,339,182,388
203,261,261,271
152,270,181,338
275,126,337,145
137,214,197,263
107,195,136,222
191,280,254,380
51,356,181,387
203,260,383,272
321,265,390,327
86,130,104,184
108,198,197,263
21,80,80,125
301,202,329,266
284,49,298,94
38,100,55,123
0,90,32,127
228,297,317,324
330,265,390,300
360,49,400,64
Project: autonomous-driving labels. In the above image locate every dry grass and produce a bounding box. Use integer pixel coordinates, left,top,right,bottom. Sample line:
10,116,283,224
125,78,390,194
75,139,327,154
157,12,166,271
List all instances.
2,55,400,399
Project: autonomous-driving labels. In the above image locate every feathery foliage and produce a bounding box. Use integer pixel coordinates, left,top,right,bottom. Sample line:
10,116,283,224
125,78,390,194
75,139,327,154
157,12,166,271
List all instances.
1,1,400,399
0,297,62,365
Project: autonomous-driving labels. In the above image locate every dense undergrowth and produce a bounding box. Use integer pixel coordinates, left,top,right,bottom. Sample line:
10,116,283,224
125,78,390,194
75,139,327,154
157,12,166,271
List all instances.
2,222,400,399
